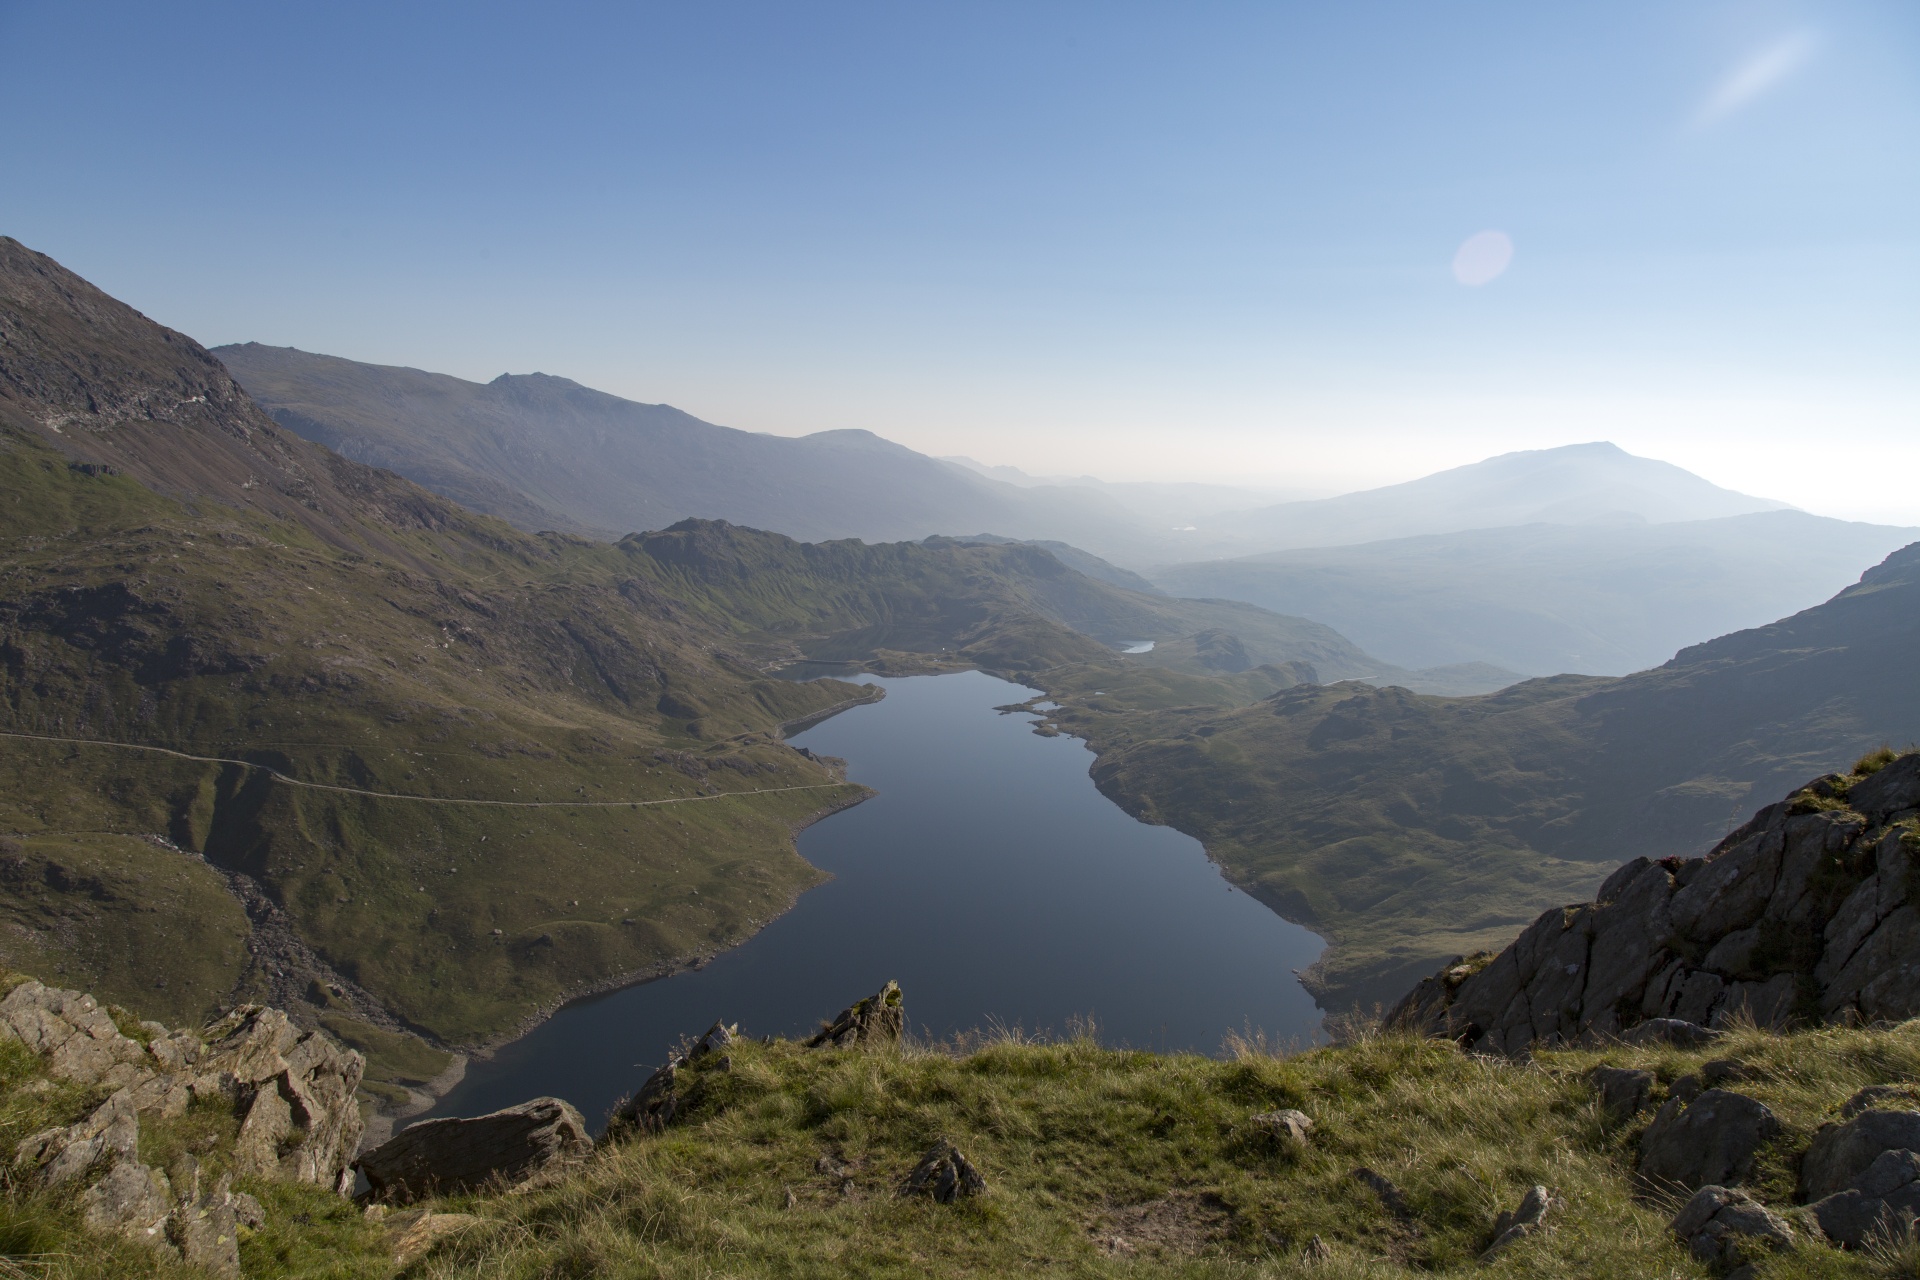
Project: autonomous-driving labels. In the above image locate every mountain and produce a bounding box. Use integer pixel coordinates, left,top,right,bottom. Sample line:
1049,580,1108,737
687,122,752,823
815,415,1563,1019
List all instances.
1156,510,1920,676
214,343,1164,560
1,238,1421,1063
940,455,1310,528
1202,441,1790,552
1039,540,1920,1009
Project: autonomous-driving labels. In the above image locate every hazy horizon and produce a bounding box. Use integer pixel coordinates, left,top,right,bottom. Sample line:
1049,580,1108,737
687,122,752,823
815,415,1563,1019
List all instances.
4,1,1915,522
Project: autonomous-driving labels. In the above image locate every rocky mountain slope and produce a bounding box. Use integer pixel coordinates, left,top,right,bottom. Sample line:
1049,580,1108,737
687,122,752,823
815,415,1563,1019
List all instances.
1029,541,1920,1011
213,343,1159,559
1157,509,1920,677
1391,750,1920,1052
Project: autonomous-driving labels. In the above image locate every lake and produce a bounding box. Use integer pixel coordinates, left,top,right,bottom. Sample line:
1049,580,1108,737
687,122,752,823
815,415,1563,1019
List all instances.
423,669,1325,1130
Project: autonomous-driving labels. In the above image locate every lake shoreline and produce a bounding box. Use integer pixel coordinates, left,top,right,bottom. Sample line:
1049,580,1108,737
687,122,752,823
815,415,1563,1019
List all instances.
360,775,876,1140
415,669,1328,1130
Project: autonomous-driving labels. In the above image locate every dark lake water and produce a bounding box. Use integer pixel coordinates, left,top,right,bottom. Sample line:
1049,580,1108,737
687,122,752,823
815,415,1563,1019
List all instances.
424,670,1324,1131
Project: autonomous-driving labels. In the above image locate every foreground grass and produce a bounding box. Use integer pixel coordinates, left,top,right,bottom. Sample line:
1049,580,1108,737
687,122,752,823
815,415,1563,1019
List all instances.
16,1017,1920,1277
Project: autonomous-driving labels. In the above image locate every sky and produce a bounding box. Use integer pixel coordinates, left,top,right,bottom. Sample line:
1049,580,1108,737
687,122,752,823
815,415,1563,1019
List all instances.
2,1,1916,521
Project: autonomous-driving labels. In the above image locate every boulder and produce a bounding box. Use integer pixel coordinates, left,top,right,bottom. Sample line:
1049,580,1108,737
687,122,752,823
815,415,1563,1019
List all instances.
1588,1067,1655,1122
1639,1090,1780,1193
1809,1148,1920,1248
1671,1186,1795,1269
806,980,904,1049
1799,1108,1920,1202
900,1139,987,1203
1250,1109,1314,1146
355,1097,592,1204
1480,1184,1554,1262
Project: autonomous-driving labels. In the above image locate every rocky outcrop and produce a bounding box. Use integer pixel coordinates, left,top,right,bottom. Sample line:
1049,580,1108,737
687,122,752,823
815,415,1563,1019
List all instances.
805,980,904,1049
3,980,362,1272
1638,1090,1781,1193
1389,753,1920,1054
605,1019,737,1138
354,1097,591,1204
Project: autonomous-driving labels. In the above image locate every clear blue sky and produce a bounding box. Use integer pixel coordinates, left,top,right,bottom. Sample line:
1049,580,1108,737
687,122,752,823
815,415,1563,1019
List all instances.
3,1,1916,519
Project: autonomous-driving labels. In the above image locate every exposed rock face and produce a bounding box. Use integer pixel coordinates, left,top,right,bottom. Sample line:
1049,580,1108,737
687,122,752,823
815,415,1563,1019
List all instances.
1638,1090,1781,1193
1671,1186,1795,1269
355,1098,592,1204
1799,1109,1920,1202
901,1140,987,1203
4,980,363,1269
1389,755,1920,1054
805,980,904,1049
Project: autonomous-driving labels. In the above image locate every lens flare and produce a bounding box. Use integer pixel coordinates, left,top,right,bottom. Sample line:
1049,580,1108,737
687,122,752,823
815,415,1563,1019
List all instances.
1451,230,1513,286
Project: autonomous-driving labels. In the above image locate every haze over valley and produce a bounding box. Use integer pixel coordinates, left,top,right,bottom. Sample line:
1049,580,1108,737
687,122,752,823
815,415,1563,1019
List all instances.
4,4,1919,1276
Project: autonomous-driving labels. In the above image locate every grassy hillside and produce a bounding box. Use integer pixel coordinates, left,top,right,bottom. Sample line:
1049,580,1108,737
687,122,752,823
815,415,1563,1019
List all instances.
10,969,1920,1279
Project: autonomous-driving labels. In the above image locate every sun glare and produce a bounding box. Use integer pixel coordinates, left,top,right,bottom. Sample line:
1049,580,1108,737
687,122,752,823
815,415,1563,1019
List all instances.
1451,230,1514,287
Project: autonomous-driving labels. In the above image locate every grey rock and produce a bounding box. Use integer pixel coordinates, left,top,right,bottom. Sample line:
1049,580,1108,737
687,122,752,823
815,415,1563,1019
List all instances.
1799,1108,1920,1202
0,981,150,1087
1639,1090,1781,1193
1671,1185,1795,1268
168,1157,244,1279
78,1158,174,1253
1480,1184,1554,1262
805,980,904,1049
355,1096,592,1204
200,1006,365,1185
605,1019,737,1138
1809,1148,1920,1248
1250,1109,1313,1145
16,1089,141,1188
1847,753,1920,824
1588,1067,1655,1122
901,1140,987,1203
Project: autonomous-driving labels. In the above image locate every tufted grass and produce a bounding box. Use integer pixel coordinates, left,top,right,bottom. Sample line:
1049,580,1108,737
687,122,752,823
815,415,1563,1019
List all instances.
14,1019,1920,1276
